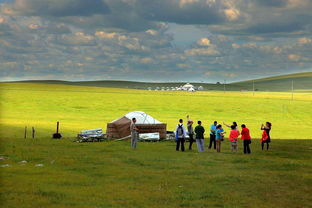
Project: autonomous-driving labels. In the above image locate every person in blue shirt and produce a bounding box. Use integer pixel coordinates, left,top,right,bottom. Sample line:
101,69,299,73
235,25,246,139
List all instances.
215,124,225,153
208,121,217,150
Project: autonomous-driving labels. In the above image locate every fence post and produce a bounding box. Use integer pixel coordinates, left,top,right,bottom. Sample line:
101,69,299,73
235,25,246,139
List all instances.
253,81,255,96
291,80,294,100
32,127,35,139
24,126,27,139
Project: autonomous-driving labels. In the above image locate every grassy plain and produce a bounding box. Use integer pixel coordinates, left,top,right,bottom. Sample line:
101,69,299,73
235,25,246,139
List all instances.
1,83,312,208
1,139,311,208
1,82,312,139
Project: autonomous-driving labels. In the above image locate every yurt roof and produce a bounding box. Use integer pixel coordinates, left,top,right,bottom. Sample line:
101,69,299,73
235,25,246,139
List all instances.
111,111,163,124
183,83,194,88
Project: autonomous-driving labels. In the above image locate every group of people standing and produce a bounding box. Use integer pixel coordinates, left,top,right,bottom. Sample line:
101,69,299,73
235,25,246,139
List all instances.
130,116,272,153
175,116,272,154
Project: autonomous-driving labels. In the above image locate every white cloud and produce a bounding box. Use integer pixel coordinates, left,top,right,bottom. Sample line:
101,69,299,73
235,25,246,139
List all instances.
273,47,282,54
288,54,301,61
140,57,153,63
185,48,219,56
232,43,240,49
95,31,117,39
286,0,311,8
145,29,158,35
0,16,6,24
1,0,312,82
28,23,39,29
223,8,240,21
179,0,200,7
197,38,211,46
298,37,312,45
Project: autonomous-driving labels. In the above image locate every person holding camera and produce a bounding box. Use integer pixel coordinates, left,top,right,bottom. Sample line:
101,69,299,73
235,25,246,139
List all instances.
229,125,239,152
209,121,217,150
261,122,272,151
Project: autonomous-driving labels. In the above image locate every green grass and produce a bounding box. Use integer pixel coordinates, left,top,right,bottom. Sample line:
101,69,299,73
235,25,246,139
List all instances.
1,82,311,139
1,139,311,208
0,83,312,207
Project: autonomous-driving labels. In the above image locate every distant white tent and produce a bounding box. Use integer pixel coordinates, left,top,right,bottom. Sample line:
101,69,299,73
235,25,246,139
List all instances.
198,86,204,91
188,87,195,92
182,83,194,91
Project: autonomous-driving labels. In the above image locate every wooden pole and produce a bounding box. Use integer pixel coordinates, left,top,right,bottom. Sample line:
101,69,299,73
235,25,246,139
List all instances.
291,80,294,100
223,79,226,93
253,81,255,96
32,127,35,139
24,126,27,139
56,121,59,134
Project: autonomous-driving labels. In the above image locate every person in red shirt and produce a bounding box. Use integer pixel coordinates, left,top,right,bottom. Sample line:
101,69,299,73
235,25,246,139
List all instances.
241,124,251,154
261,122,272,151
229,125,239,152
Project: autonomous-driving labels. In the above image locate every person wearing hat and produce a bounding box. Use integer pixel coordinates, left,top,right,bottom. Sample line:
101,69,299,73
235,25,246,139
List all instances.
187,120,194,150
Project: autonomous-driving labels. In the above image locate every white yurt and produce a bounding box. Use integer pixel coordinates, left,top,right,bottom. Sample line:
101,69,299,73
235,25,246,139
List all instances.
182,83,195,91
198,86,204,91
188,87,195,92
106,111,167,139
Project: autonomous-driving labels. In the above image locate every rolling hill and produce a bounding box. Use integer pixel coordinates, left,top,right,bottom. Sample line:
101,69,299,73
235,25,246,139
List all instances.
4,72,312,92
231,72,312,92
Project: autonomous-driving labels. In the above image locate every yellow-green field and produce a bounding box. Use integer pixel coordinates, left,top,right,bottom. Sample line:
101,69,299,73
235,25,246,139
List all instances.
1,83,312,139
1,83,312,208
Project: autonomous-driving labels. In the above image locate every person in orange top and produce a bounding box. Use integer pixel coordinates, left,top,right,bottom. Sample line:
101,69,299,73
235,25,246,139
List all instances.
229,125,239,152
241,124,251,154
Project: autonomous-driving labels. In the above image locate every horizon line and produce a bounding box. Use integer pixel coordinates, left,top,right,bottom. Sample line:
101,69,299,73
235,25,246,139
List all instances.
0,71,311,84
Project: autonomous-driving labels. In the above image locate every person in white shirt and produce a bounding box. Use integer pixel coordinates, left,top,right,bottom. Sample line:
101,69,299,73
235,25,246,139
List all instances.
130,118,139,149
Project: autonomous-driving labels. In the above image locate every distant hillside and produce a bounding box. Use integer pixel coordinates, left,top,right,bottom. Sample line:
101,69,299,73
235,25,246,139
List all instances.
232,72,312,92
70,80,230,91
4,72,312,92
11,80,232,91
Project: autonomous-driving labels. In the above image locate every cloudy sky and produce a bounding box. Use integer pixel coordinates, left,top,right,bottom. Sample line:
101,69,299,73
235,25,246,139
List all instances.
0,0,312,82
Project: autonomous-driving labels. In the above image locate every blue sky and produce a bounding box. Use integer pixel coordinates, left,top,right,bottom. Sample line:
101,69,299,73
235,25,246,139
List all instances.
0,0,312,82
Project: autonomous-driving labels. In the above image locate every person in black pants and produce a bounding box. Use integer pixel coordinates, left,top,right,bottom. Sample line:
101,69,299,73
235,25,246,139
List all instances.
187,120,194,150
176,119,186,152
208,121,217,149
243,139,251,154
241,124,251,154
